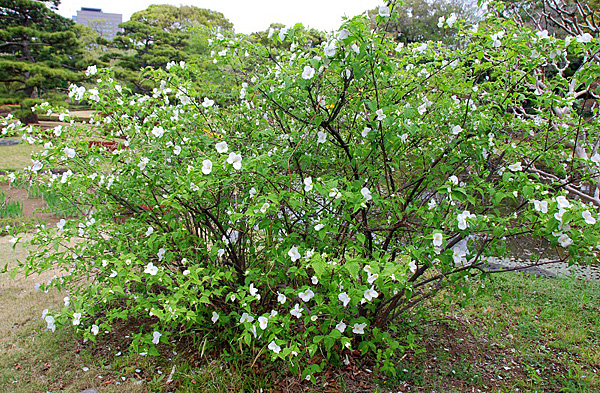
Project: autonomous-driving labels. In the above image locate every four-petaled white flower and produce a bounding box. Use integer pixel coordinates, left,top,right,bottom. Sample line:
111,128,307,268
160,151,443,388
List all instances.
338,29,350,40
63,147,76,159
363,286,378,302
576,33,593,43
367,273,378,285
361,187,372,201
144,262,158,276
215,141,228,153
508,162,523,172
145,227,154,237
277,292,287,304
258,316,268,330
290,303,303,318
91,324,99,335
173,146,181,155
260,202,270,213
457,210,474,230
582,210,596,225
324,41,337,57
288,246,301,262
85,65,97,76
533,200,548,213
433,232,443,247
73,312,82,326
311,276,319,285
556,196,571,209
152,331,162,344
317,131,327,144
268,340,281,353
211,311,219,324
240,312,254,323
362,127,371,138
335,320,347,333
352,322,367,334
378,5,390,17
157,247,166,261
558,233,572,248
446,12,457,27
376,109,386,121
304,177,313,192
451,125,463,135
314,223,324,231
202,97,214,107
227,153,242,170
408,260,417,273
338,292,351,307
249,283,259,297
57,219,66,231
45,315,56,332
449,175,459,185
202,159,213,175
302,66,315,80
299,288,315,302
590,153,600,164
151,126,165,138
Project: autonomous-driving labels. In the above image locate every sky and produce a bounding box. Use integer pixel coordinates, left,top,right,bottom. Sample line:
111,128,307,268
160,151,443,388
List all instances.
57,0,384,35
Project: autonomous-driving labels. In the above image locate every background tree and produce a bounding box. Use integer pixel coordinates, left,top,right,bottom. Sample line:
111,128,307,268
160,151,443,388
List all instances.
370,0,481,44
0,0,84,122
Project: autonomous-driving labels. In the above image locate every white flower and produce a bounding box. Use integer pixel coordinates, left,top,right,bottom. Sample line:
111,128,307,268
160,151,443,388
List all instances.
446,12,457,27
173,146,181,155
351,42,360,54
582,210,596,225
217,248,225,257
215,141,228,153
152,331,161,344
395,42,404,52
302,66,315,80
249,283,259,297
558,233,573,247
376,109,386,121
363,287,378,302
338,29,350,40
508,162,523,172
311,275,319,285
183,270,190,275
457,210,474,230
64,296,70,307
91,325,99,335
151,126,165,138
138,157,149,171
290,303,303,318
144,262,158,276
259,202,270,213
31,160,43,172
362,127,371,138
367,273,378,285
428,199,437,210
590,153,600,164
361,187,372,201
63,147,76,158
338,292,351,307
329,188,342,199
451,125,463,135
240,312,254,323
299,288,315,302
226,153,242,170
279,27,288,40
408,260,417,273
317,131,327,144
45,315,56,332
258,316,268,330
378,5,390,17
352,322,366,334
268,340,281,353
73,312,82,326
533,200,548,213
57,219,66,231
109,270,117,278
324,41,337,57
288,246,301,262
211,311,219,324
577,33,593,43
202,97,214,107
277,292,287,304
314,223,324,231
202,159,213,175
157,248,166,261
449,175,459,185
433,232,443,247
536,30,549,40
335,321,347,333
85,65,97,76
556,196,571,209
303,177,313,192
145,227,154,237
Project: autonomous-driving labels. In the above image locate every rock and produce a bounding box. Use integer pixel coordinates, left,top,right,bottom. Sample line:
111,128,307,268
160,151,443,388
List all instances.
80,389,99,393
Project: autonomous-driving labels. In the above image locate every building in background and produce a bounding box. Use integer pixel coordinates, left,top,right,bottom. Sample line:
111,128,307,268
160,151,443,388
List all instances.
73,8,122,40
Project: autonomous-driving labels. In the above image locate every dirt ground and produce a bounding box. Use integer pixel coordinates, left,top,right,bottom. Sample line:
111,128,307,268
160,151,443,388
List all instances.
1,183,60,227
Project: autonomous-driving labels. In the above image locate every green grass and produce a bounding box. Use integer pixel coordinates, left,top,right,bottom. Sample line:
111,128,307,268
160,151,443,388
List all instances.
0,141,41,171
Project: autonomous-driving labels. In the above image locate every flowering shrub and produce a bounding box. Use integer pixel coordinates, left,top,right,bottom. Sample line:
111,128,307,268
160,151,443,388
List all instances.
6,5,600,380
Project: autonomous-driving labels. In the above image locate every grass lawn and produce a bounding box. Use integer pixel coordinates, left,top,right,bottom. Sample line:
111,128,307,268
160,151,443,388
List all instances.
0,141,41,172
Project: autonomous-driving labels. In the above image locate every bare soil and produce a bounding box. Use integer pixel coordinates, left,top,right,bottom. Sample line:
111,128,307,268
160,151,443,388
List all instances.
1,183,59,227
